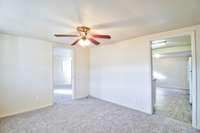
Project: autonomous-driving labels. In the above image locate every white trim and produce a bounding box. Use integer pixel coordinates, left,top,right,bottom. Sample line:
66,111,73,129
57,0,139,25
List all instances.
71,47,76,99
149,41,154,114
0,103,52,119
149,31,198,128
191,31,197,127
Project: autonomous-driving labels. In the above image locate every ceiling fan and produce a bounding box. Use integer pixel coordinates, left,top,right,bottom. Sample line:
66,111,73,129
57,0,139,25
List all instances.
54,26,111,46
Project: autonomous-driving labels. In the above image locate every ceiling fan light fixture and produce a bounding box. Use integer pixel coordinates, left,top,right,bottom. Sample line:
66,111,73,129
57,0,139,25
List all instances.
151,40,167,49
152,40,166,44
152,42,167,49
79,39,91,47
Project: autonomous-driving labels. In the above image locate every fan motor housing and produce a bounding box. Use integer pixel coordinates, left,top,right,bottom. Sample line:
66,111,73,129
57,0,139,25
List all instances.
77,26,90,33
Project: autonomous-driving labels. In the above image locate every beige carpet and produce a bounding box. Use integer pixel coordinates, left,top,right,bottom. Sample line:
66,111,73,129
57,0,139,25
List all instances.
0,97,199,133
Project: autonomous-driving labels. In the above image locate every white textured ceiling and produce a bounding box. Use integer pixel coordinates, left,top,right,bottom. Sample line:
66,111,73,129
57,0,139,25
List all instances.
0,0,200,45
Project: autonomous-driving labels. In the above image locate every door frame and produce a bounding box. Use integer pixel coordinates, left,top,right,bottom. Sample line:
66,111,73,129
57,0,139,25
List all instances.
52,46,76,101
149,31,197,128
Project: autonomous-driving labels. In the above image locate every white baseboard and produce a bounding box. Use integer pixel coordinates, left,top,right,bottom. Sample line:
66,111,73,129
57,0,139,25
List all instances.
89,95,151,115
0,103,53,119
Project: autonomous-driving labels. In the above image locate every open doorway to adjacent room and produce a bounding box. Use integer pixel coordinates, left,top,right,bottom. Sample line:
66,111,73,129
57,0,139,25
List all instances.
151,34,197,126
53,48,73,104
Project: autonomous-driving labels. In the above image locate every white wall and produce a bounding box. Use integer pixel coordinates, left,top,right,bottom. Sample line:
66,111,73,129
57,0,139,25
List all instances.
0,34,53,117
53,48,72,86
53,56,68,85
90,39,152,113
89,25,200,128
73,46,90,99
153,57,189,89
0,34,90,117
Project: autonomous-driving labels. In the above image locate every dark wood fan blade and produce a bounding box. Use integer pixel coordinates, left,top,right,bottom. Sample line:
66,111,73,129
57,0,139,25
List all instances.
92,34,111,39
71,39,80,46
88,37,100,45
54,34,79,37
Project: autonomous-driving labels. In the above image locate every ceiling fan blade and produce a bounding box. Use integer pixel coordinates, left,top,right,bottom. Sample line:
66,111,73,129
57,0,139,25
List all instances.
88,37,100,45
71,39,80,46
54,34,79,37
92,34,111,39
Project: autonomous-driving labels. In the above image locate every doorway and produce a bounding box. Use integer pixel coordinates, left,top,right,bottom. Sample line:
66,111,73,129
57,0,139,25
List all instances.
151,34,197,126
53,48,73,104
